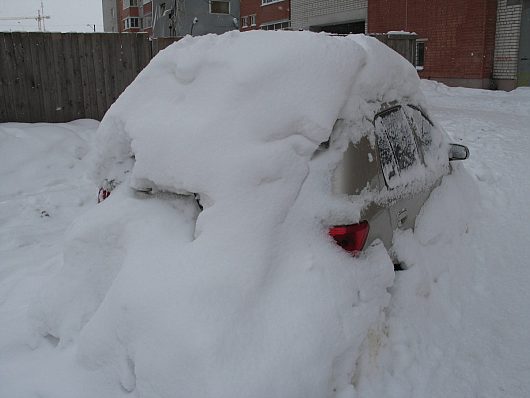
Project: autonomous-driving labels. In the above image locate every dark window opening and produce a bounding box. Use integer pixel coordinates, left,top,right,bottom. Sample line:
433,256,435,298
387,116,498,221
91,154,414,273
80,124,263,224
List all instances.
416,41,425,69
261,21,290,30
311,21,365,35
210,1,230,14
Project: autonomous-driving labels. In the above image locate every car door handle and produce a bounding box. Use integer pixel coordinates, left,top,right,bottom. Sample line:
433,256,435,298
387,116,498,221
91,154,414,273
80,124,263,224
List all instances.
522,58,529,61
398,208,408,226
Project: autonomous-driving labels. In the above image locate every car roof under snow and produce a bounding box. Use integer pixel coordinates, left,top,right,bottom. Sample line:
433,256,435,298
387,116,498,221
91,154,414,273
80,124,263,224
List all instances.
92,30,424,198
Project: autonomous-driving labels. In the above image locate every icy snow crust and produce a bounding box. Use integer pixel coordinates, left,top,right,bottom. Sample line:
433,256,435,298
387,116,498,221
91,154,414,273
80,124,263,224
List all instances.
32,31,427,397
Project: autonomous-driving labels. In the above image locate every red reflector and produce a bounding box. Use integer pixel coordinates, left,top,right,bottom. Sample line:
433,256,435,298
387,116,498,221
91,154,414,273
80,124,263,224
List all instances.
329,221,370,254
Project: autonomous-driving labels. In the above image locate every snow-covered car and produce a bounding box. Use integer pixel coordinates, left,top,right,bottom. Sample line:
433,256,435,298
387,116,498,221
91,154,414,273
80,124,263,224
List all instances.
97,38,468,265
33,31,472,398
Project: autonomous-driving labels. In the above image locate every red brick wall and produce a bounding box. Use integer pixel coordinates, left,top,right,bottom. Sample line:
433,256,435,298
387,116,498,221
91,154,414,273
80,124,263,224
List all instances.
118,0,151,33
368,0,497,80
143,2,152,15
240,0,290,31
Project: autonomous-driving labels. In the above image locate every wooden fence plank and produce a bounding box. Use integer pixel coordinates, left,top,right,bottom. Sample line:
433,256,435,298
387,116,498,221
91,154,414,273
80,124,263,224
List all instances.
100,34,114,115
90,34,106,120
10,32,30,122
33,33,52,122
27,32,45,122
108,34,120,105
42,32,60,122
0,34,17,122
70,33,84,119
114,34,124,97
121,34,135,91
52,32,70,122
62,33,79,120
0,35,7,121
77,34,93,120
86,34,99,120
138,35,150,72
19,32,39,122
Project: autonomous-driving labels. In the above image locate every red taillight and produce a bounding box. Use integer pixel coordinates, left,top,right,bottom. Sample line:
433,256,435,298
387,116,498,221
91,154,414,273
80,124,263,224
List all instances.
98,188,111,203
329,221,370,255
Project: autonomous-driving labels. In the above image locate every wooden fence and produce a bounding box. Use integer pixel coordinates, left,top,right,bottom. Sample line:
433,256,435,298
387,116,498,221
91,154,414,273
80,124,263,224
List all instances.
0,32,417,123
0,33,179,123
371,33,418,66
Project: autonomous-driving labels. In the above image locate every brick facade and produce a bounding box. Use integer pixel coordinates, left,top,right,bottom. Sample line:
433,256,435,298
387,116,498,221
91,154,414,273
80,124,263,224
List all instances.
368,0,498,88
240,0,290,31
291,0,367,32
493,0,523,87
116,0,153,34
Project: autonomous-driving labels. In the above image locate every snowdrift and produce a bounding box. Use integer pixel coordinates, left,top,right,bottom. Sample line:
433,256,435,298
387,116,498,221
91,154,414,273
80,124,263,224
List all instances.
30,31,426,398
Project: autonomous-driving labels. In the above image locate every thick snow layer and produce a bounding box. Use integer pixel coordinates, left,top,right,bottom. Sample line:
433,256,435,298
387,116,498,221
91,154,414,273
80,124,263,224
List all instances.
2,33,530,398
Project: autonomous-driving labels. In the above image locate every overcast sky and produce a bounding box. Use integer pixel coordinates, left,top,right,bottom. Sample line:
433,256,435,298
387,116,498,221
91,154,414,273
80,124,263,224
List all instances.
0,0,103,32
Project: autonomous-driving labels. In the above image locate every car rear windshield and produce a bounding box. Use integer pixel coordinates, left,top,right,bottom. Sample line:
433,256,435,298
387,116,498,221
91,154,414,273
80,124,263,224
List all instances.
374,106,421,188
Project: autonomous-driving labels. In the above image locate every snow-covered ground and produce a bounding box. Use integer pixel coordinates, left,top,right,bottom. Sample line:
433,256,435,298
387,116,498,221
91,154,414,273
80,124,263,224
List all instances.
1,72,530,398
356,81,530,397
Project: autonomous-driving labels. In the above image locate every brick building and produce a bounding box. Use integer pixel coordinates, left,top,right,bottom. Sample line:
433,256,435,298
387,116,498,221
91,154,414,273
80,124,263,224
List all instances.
102,0,154,35
103,0,239,37
368,0,498,89
240,0,291,31
367,0,529,90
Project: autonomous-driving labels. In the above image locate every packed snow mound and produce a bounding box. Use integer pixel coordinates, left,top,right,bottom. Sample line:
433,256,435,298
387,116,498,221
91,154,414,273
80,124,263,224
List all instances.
31,31,427,398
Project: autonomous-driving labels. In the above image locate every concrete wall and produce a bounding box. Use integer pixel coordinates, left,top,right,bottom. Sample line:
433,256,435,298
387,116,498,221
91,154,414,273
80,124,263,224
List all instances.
291,0,367,31
493,0,523,90
152,0,239,37
102,0,120,32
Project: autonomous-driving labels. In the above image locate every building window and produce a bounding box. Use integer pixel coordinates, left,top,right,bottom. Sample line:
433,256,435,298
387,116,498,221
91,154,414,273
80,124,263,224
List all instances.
250,14,256,26
124,17,140,29
111,7,115,17
261,0,283,5
210,1,230,14
123,0,138,9
261,20,290,30
241,16,248,28
416,40,426,70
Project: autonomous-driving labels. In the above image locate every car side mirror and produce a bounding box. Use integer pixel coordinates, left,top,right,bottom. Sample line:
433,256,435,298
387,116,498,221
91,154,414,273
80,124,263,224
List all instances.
449,143,469,161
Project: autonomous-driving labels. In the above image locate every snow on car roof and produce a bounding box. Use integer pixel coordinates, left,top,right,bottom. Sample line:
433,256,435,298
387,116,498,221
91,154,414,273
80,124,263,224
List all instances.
92,30,422,197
